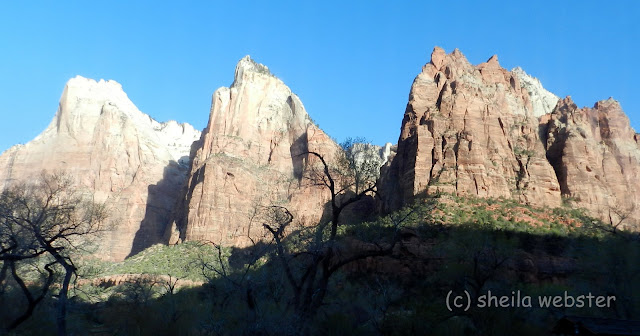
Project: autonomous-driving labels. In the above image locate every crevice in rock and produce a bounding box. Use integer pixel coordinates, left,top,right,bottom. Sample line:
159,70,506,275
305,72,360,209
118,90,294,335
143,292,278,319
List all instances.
290,133,308,181
453,135,460,165
545,130,570,196
538,117,550,148
441,136,447,154
498,117,506,136
436,83,447,109
510,76,517,91
434,72,443,86
474,177,479,195
129,160,188,258
429,147,436,181
268,139,277,164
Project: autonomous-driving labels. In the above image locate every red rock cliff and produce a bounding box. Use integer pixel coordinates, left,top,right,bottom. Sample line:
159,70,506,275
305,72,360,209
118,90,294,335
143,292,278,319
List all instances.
543,97,640,228
382,47,640,229
381,47,562,211
172,56,339,246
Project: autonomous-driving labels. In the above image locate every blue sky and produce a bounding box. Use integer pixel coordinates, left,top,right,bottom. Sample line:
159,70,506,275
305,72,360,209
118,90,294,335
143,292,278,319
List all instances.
0,1,638,152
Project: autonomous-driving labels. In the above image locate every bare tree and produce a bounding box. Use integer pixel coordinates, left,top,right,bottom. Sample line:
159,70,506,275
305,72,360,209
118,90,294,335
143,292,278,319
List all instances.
607,203,636,234
0,172,107,335
261,139,416,326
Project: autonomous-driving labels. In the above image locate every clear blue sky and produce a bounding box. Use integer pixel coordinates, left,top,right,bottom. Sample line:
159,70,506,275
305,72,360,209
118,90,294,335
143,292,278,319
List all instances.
1,1,638,153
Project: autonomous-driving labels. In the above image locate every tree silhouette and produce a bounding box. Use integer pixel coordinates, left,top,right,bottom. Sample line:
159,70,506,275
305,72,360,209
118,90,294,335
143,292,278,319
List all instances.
0,172,107,335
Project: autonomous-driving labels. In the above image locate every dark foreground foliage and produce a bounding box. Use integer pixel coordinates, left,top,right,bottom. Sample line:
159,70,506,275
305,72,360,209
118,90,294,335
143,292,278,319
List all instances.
1,194,639,335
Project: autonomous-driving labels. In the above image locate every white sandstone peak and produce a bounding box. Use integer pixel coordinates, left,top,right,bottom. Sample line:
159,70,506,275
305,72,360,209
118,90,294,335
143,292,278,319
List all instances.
0,75,202,260
207,56,312,147
512,67,559,117
232,55,275,88
32,75,201,165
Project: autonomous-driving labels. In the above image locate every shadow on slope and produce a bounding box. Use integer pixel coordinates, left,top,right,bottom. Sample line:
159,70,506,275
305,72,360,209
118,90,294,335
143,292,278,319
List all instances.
4,198,640,335
128,158,191,258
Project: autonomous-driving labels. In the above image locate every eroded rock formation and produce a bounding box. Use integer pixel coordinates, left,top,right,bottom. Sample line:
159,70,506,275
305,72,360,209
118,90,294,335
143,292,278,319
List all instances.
172,56,339,246
0,77,200,260
381,47,562,211
382,47,640,229
543,97,640,229
2,48,639,262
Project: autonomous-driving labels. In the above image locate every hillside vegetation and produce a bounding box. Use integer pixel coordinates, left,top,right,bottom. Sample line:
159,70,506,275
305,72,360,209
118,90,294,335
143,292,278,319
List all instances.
2,193,638,335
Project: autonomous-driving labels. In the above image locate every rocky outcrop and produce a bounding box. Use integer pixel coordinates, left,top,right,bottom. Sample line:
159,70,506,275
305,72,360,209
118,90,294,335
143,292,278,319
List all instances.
0,76,200,260
382,47,640,229
3,47,639,262
512,67,559,118
543,97,640,228
173,56,339,246
381,47,562,211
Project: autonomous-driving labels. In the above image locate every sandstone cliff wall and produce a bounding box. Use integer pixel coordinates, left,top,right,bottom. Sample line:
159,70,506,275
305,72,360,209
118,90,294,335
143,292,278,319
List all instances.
3,48,639,262
0,77,200,260
381,47,562,211
543,97,640,228
172,56,339,247
381,47,640,229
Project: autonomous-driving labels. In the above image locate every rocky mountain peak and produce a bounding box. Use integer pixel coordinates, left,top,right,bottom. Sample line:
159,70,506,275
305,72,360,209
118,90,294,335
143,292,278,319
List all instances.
511,67,559,117
0,75,201,260
383,46,640,229
382,47,564,212
430,46,447,70
428,46,472,74
543,94,640,228
231,55,275,88
486,54,500,65
594,97,621,110
176,56,338,247
3,46,640,263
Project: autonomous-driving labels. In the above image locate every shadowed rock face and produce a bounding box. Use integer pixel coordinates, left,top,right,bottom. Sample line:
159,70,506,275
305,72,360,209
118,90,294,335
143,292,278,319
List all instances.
381,47,640,229
0,77,200,260
171,56,339,247
381,47,562,212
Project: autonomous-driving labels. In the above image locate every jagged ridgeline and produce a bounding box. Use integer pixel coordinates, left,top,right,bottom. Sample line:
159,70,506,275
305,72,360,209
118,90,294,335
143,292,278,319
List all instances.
0,77,201,261
1,48,639,263
380,47,640,230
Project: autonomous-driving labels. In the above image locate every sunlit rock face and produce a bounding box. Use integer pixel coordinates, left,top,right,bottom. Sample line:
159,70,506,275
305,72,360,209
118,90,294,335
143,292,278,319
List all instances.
381,47,563,211
173,56,340,247
543,97,640,229
381,47,640,229
0,76,200,260
3,47,639,263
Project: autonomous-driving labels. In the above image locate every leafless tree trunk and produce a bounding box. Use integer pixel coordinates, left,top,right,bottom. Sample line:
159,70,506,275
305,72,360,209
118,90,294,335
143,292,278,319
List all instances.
0,172,106,334
261,145,413,325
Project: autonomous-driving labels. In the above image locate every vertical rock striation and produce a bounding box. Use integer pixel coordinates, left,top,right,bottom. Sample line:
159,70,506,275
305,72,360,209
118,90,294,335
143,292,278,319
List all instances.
381,47,562,211
0,77,200,260
174,56,339,246
382,46,640,229
543,97,640,228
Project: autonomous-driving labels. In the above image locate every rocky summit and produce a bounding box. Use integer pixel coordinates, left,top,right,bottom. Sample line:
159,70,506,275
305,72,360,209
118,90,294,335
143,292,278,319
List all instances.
380,47,563,211
1,49,639,261
169,56,339,247
0,76,200,260
542,96,640,229
380,47,640,229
